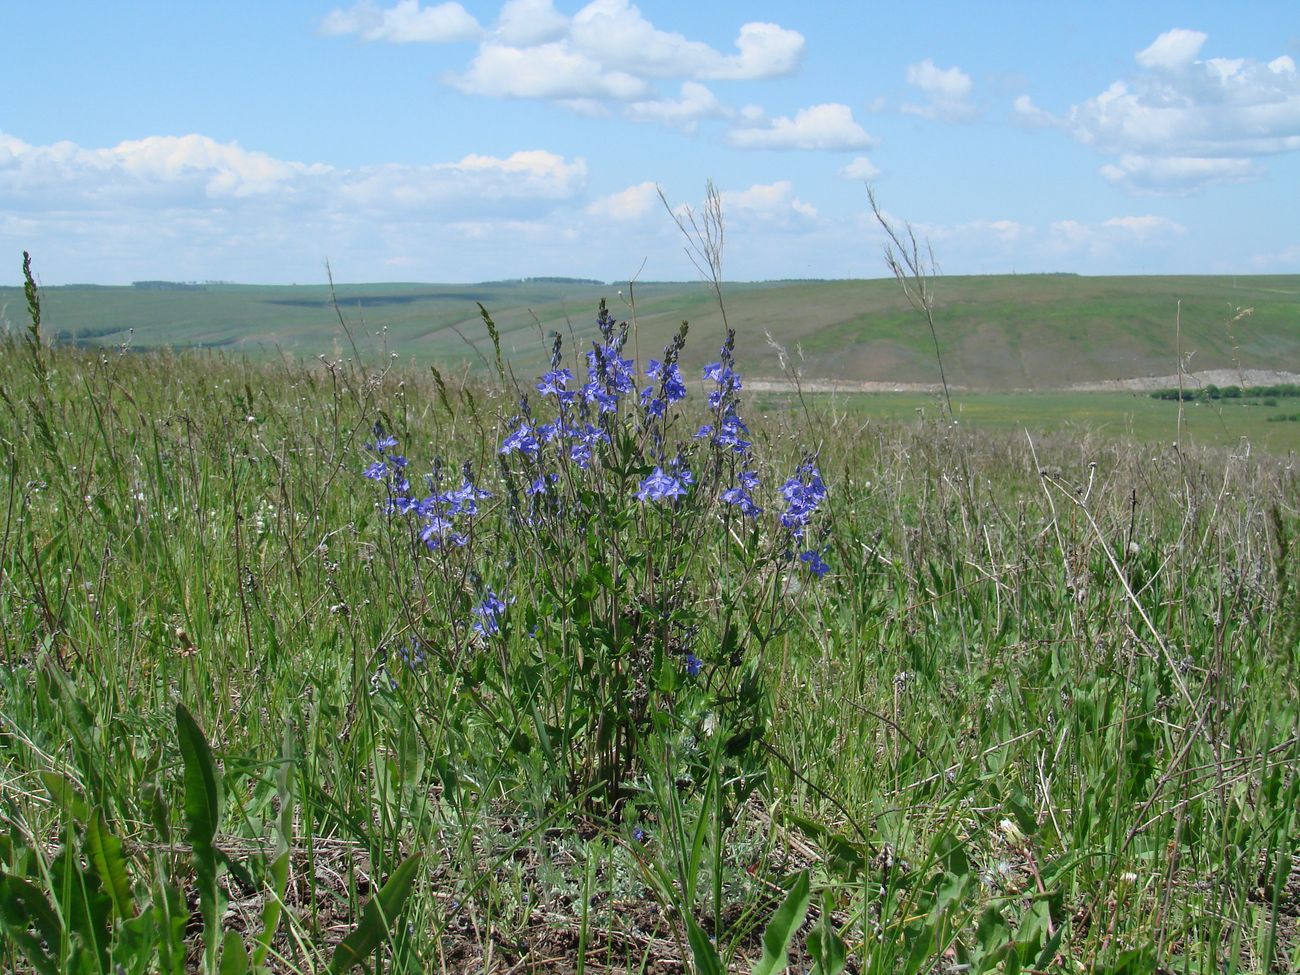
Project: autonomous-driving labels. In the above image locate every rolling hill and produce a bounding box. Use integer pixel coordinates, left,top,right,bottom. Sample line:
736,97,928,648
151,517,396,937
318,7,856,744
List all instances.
2,274,1296,391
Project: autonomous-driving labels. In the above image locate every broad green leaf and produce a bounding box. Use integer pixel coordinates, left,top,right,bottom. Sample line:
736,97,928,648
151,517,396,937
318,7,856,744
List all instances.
219,931,250,975
807,892,847,975
685,914,725,975
752,870,810,975
327,851,423,974
176,702,222,974
39,772,90,823
0,874,61,975
84,808,134,922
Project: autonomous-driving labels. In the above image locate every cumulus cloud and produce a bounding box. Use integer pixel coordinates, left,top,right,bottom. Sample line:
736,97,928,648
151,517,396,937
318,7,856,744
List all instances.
1102,215,1187,238
727,104,875,151
1099,155,1259,192
567,2,802,80
1015,29,1300,192
451,42,651,99
719,181,817,220
624,82,731,129
0,133,329,209
0,131,602,282
0,132,586,215
493,0,567,46
586,181,660,221
321,0,481,43
328,0,802,121
1135,28,1206,71
902,59,980,121
1047,214,1187,257
839,156,881,180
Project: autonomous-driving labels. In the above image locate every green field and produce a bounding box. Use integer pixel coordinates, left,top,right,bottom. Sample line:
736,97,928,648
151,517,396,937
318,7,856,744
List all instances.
1,285,1298,973
749,389,1300,454
3,273,1298,392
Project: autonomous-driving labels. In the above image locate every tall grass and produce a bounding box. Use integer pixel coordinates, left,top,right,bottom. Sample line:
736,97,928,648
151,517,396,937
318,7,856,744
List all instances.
0,291,1296,972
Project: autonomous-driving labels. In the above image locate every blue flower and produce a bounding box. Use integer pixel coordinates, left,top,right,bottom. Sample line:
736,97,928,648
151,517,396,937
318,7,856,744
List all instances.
721,486,762,517
363,460,388,480
780,462,827,538
713,411,751,454
472,590,509,636
636,466,691,503
685,652,702,677
799,549,830,578
536,368,574,398
527,473,557,496
397,637,427,671
500,421,541,458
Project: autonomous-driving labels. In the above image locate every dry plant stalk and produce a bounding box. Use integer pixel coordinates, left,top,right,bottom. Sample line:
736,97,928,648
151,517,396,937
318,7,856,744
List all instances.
867,187,954,419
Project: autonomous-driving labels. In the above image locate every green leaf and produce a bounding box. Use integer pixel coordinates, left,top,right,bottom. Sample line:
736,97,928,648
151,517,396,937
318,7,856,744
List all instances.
252,851,289,972
219,931,250,975
176,702,222,973
685,914,725,975
752,870,810,975
176,703,221,856
39,772,91,823
84,808,134,922
0,874,61,975
807,892,847,975
327,851,423,974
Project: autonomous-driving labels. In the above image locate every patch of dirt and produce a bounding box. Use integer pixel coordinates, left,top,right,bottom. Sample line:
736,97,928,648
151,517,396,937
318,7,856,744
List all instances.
746,369,1300,395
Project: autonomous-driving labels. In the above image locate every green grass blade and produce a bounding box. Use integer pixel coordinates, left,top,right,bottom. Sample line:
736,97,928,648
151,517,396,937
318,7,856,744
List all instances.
752,870,810,975
327,851,423,974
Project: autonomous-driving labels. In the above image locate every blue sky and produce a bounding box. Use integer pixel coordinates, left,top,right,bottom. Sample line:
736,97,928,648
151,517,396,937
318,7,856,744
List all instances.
2,1,1298,284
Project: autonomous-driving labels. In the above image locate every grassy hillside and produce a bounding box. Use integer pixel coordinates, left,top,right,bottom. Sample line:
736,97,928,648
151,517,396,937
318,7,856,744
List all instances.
1,339,1297,973
3,274,1296,390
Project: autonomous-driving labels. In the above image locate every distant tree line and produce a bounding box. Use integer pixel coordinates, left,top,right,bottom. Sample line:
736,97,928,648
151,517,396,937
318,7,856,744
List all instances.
1150,383,1300,402
131,280,207,291
474,276,605,286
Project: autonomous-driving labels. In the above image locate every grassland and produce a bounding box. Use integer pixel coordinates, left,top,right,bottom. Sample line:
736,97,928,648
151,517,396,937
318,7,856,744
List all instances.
1,281,1297,974
3,274,1297,392
747,389,1300,454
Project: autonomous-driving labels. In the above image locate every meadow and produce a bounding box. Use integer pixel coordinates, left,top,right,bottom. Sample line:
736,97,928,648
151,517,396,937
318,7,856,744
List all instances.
4,273,1298,391
0,278,1298,974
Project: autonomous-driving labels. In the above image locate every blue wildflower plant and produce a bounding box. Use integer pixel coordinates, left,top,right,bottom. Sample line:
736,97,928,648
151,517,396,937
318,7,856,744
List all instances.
362,300,831,812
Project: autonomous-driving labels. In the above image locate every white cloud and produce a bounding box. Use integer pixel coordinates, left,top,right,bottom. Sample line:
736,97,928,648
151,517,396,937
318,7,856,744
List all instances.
1135,28,1206,71
1250,242,1300,269
0,133,329,208
719,181,817,221
1047,214,1186,256
624,82,730,129
321,0,481,43
709,22,805,80
1102,215,1187,238
1015,29,1300,192
493,0,567,46
727,103,875,151
0,132,585,220
329,0,802,118
586,181,660,221
839,156,881,180
0,131,600,283
1011,95,1059,128
1099,155,1259,192
451,42,651,100
902,59,979,121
